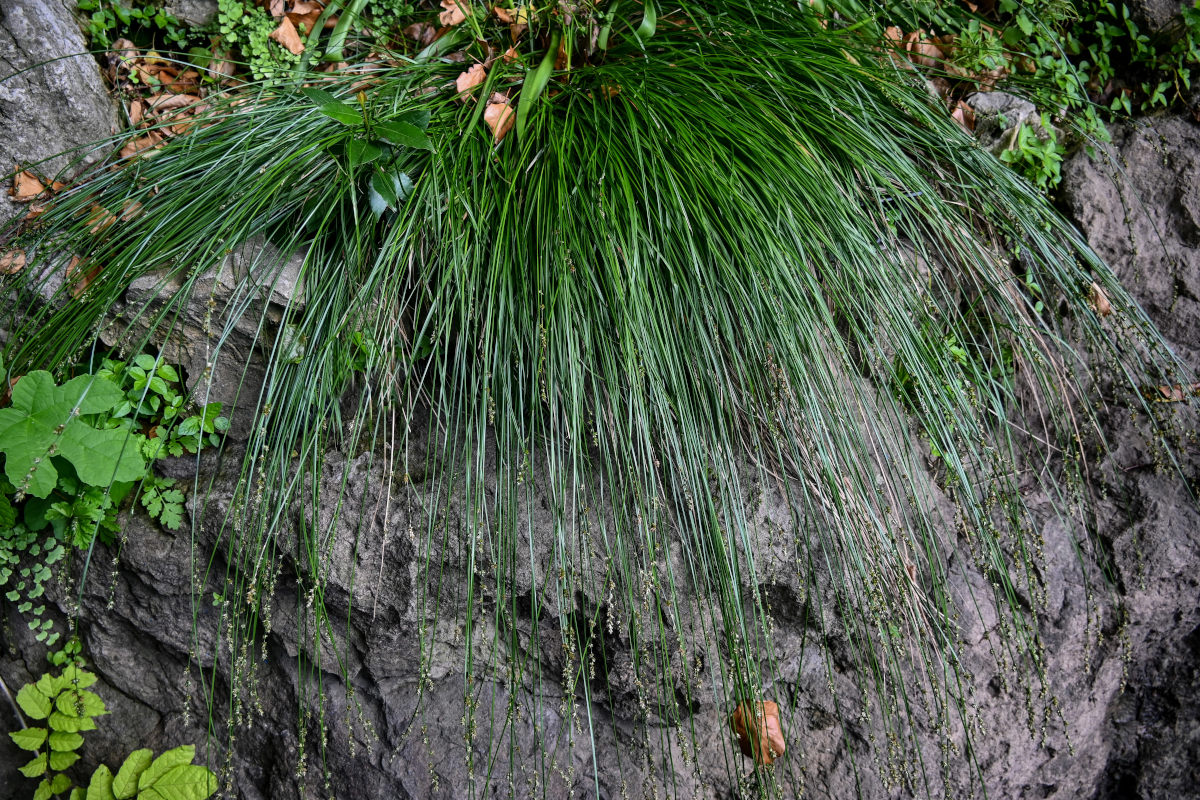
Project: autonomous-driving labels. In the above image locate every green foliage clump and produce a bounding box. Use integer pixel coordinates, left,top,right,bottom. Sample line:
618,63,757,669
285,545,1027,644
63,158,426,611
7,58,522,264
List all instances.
76,0,194,50
2,1,1193,796
217,0,300,80
0,360,226,647
10,666,217,800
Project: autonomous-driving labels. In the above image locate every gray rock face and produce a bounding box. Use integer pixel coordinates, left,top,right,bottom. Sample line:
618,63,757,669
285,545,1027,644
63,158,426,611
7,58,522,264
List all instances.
1061,117,1200,799
0,0,118,230
1128,0,1189,33
163,0,218,28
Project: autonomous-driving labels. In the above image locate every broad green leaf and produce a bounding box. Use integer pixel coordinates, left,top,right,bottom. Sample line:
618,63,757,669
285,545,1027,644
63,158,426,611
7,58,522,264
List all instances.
20,752,48,777
49,730,85,751
16,684,52,719
112,749,153,799
88,764,116,800
367,184,388,218
138,764,217,800
10,726,48,751
396,108,431,130
56,689,107,718
50,749,81,770
300,87,360,125
374,121,431,150
34,778,54,800
0,371,144,498
71,788,86,800
370,169,398,209
344,139,382,168
138,746,195,791
50,774,73,795
62,666,99,689
36,672,67,700
49,711,98,733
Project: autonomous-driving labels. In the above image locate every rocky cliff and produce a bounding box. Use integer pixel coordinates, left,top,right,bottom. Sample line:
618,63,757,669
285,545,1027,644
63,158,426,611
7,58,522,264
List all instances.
1,2,1197,798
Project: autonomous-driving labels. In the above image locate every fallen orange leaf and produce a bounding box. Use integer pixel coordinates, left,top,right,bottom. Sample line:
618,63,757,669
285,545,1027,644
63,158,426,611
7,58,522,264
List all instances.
483,93,515,143
11,169,44,202
730,700,786,766
66,255,102,297
271,17,306,55
493,4,514,22
456,63,487,95
406,22,436,45
0,249,26,274
1089,282,1113,317
440,0,470,26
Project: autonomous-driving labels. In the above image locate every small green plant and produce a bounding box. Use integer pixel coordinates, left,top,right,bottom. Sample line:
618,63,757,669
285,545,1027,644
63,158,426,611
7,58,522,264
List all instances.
299,87,431,216
77,0,193,50
217,0,301,80
999,113,1065,192
10,666,217,800
0,361,227,649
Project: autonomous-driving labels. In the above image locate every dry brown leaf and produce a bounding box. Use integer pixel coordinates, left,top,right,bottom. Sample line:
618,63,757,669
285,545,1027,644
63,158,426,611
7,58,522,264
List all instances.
405,22,436,45
0,249,26,274
129,99,146,125
502,45,519,63
1144,383,1200,403
439,0,470,26
66,255,102,298
1088,282,1113,317
456,63,487,95
271,17,306,55
729,701,786,765
119,130,164,160
951,100,975,132
120,199,144,222
483,93,515,143
269,0,286,16
884,25,903,45
86,204,117,235
493,4,514,22
23,204,48,222
288,3,324,33
147,93,204,112
11,170,44,201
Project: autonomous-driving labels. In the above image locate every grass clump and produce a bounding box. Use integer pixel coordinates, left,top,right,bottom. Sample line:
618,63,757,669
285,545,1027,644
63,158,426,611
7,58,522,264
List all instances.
1,1,1190,796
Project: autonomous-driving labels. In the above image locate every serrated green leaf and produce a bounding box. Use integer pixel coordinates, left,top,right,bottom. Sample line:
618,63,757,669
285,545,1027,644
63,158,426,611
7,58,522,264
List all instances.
56,689,106,718
49,730,85,751
0,372,144,498
50,749,81,770
20,751,48,777
374,120,431,150
159,502,183,531
48,710,98,733
51,774,73,794
112,749,153,799
62,666,98,688
138,746,196,792
34,777,54,800
88,764,115,800
10,726,48,751
17,684,52,720
138,764,217,800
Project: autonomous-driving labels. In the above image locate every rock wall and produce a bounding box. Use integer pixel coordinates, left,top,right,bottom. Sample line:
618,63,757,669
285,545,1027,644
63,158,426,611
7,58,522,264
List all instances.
1,4,1199,800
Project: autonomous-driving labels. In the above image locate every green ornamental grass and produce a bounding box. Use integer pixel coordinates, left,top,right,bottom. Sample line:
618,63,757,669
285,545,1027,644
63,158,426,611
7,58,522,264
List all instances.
0,1,1188,796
